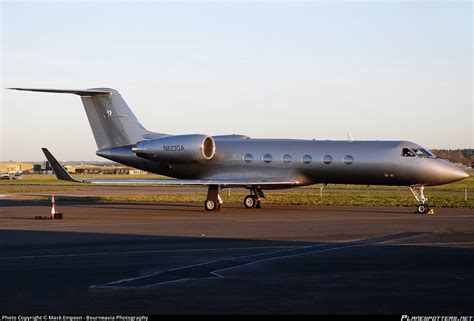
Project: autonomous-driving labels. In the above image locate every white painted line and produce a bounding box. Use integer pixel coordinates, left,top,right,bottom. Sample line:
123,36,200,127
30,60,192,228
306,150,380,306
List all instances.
213,243,363,277
91,235,408,289
91,245,318,288
0,245,304,260
91,276,220,290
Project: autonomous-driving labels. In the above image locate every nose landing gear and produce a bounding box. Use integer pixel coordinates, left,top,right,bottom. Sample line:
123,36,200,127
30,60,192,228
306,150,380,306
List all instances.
410,185,434,214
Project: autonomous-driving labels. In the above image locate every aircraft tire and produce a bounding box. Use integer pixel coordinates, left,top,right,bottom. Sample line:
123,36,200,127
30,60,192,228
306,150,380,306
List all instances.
417,204,429,214
204,200,217,211
244,195,256,209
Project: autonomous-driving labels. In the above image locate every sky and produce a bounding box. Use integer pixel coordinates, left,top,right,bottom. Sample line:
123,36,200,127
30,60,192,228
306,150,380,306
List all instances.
1,1,472,161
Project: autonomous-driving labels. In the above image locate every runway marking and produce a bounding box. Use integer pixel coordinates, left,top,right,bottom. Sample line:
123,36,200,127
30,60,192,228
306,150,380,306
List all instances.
0,245,303,260
95,245,317,288
90,232,425,290
210,243,362,278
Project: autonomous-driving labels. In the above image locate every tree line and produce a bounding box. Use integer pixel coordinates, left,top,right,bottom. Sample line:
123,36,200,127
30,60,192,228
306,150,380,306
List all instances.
431,149,473,167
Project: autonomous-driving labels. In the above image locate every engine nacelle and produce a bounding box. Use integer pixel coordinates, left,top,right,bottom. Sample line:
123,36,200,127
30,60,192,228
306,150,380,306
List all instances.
132,134,215,163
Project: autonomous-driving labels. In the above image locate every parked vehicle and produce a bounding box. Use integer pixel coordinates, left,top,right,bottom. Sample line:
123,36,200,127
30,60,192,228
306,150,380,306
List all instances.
11,172,23,180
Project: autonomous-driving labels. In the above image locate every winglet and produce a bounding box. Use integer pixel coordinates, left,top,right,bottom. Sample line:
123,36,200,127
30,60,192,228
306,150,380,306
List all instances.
41,148,83,183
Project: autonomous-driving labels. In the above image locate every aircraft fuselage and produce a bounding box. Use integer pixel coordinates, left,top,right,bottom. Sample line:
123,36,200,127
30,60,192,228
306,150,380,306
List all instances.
97,138,468,188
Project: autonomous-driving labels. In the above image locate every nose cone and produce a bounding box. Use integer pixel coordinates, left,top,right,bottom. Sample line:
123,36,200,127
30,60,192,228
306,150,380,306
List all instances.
437,161,469,184
453,167,470,180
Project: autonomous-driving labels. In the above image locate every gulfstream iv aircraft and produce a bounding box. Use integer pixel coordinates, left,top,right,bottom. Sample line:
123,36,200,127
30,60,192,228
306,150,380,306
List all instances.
10,88,469,213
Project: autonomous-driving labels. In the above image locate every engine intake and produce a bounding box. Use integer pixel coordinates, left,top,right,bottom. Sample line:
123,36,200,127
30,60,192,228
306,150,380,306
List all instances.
132,134,215,163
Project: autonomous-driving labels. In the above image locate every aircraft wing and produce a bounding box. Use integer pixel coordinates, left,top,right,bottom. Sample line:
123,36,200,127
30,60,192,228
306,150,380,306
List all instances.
41,148,299,188
80,179,298,188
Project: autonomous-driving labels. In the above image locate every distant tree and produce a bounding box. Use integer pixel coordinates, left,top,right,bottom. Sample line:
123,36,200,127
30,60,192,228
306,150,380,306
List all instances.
431,149,473,167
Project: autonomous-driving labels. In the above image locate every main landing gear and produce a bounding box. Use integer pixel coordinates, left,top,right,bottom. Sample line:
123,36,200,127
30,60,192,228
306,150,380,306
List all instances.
410,185,434,215
244,188,265,209
204,185,223,212
204,186,266,212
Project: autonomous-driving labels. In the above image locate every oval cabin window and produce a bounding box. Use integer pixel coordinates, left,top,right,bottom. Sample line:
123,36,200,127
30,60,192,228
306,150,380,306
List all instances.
282,154,292,164
302,155,312,164
262,154,273,163
343,155,354,165
243,153,253,163
322,155,333,165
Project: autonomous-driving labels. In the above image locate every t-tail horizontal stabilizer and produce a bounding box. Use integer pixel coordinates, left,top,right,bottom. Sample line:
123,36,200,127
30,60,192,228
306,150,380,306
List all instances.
41,148,83,183
9,88,112,96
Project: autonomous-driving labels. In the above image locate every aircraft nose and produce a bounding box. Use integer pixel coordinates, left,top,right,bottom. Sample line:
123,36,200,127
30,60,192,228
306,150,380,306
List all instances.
438,161,469,183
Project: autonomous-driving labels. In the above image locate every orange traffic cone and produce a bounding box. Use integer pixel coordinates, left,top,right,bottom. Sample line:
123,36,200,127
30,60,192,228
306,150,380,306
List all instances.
51,195,56,219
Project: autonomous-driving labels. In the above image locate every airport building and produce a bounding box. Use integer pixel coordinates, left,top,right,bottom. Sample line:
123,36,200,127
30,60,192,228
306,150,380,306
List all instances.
0,162,35,173
0,162,148,175
65,164,148,175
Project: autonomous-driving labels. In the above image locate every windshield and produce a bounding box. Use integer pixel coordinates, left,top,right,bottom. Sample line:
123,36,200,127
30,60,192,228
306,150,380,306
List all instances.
412,148,435,158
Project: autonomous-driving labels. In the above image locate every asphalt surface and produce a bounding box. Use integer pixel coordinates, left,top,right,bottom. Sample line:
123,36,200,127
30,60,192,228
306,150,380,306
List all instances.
1,199,473,314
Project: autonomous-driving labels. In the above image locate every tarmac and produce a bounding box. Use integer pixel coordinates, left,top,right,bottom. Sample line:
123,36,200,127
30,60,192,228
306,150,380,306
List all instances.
1,199,473,314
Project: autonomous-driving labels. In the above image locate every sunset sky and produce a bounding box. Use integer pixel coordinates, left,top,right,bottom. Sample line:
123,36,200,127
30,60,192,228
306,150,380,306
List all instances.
2,1,472,161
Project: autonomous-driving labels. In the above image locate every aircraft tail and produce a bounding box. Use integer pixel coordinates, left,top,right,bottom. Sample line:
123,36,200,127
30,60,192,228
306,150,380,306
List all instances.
9,87,164,149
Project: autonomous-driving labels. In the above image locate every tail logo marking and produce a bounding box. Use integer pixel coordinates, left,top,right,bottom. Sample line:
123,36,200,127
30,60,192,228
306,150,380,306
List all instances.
103,110,113,118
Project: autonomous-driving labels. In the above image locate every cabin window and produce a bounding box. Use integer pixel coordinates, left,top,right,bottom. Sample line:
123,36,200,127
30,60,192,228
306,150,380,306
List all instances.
262,154,273,163
343,155,354,165
243,153,253,163
322,155,333,165
282,154,292,164
302,155,312,164
402,148,415,157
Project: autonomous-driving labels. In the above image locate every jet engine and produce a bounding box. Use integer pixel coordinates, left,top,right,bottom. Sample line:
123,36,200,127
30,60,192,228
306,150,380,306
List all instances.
132,134,215,163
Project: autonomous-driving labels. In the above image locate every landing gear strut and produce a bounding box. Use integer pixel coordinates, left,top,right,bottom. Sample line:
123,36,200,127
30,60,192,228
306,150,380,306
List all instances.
204,185,222,212
244,188,265,209
410,185,433,214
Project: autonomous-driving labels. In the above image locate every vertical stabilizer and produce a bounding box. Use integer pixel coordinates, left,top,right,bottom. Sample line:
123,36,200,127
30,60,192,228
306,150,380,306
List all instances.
80,88,159,149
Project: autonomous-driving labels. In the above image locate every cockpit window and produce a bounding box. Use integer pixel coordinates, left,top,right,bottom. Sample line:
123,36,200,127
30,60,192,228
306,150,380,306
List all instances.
412,148,435,158
402,147,435,158
402,148,415,157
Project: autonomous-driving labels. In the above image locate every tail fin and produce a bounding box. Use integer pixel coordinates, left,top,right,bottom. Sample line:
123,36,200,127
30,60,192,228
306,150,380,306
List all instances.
9,87,164,149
